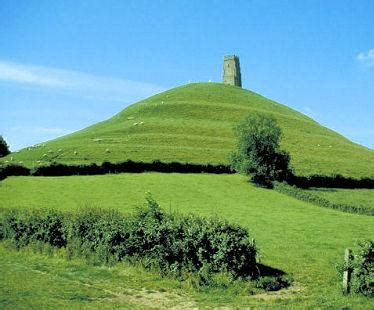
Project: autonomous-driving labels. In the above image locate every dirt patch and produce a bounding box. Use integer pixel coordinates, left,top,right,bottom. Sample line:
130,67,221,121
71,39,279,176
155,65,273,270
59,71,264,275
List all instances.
108,287,197,309
248,282,305,301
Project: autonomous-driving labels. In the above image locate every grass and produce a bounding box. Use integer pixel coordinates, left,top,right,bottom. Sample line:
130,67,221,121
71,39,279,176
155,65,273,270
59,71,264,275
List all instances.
307,187,374,211
1,83,373,178
1,173,373,308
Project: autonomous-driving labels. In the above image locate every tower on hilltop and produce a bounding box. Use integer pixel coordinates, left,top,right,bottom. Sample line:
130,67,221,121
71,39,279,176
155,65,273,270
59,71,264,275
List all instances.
222,55,242,87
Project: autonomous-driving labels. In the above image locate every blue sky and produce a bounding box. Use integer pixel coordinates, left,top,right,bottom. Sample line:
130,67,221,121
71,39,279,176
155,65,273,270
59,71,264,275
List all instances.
0,0,373,150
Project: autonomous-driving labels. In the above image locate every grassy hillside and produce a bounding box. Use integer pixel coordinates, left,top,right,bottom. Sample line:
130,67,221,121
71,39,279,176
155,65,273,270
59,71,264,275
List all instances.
2,83,373,177
1,173,373,308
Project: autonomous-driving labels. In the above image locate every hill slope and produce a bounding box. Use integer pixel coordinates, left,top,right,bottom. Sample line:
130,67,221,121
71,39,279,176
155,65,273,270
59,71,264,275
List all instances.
2,83,373,177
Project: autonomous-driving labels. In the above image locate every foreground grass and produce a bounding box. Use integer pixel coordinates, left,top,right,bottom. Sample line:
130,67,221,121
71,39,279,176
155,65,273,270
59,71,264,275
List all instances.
1,173,373,308
2,83,373,177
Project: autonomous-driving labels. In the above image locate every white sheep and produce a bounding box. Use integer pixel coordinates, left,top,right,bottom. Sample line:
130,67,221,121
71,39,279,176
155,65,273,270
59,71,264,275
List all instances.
105,149,110,153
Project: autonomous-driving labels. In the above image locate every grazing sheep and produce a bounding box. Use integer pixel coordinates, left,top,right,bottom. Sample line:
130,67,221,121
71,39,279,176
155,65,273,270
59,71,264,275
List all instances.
58,149,62,152
48,150,53,153
133,122,138,126
105,149,110,153
139,121,144,125
18,161,23,164
93,138,103,142
74,151,78,155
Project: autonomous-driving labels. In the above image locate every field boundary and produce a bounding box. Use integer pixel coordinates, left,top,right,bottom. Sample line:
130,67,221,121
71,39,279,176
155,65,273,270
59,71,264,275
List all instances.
273,181,373,216
1,161,373,189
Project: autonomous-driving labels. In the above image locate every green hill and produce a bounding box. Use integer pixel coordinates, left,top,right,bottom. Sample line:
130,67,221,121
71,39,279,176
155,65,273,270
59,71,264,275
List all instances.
2,83,373,177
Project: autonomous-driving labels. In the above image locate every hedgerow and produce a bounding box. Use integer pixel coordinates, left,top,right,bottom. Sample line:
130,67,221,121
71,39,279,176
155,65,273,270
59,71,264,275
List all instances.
1,162,373,189
0,196,257,280
273,182,373,215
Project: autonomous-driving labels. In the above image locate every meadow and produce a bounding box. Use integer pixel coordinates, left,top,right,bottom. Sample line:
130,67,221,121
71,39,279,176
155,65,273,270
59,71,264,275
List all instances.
1,173,373,308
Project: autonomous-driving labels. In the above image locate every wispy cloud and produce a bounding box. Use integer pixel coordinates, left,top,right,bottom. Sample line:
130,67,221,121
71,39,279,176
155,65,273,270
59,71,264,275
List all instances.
357,49,374,68
0,60,165,101
9,126,71,135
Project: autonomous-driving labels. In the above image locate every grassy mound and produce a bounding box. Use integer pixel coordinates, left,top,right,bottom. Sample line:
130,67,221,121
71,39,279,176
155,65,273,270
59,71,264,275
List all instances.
1,83,373,177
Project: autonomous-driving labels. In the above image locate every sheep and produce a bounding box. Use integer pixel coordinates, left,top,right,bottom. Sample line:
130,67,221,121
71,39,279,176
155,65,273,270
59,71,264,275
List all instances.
105,149,110,153
133,122,139,126
74,151,78,155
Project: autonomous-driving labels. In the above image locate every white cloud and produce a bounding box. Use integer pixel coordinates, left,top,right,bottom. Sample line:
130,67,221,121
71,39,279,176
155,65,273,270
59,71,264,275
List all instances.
0,60,165,101
357,49,374,68
9,126,71,135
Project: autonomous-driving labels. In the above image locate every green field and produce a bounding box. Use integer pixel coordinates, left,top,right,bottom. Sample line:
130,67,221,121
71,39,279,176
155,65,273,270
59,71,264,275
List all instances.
2,83,373,178
306,188,374,211
1,173,373,308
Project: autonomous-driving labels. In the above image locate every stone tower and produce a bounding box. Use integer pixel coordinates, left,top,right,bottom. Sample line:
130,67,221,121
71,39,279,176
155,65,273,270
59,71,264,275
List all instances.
222,55,242,87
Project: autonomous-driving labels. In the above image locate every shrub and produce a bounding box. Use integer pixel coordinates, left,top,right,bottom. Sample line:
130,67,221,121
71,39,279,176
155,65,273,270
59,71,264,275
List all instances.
0,209,66,248
273,182,373,215
0,197,258,280
350,240,374,297
0,164,30,180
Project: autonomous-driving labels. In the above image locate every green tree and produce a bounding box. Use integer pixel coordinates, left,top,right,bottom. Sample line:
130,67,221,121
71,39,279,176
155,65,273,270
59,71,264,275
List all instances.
230,114,291,187
0,135,10,157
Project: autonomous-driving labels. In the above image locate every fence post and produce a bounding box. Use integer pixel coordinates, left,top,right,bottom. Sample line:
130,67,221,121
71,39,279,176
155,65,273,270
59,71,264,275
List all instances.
342,248,352,295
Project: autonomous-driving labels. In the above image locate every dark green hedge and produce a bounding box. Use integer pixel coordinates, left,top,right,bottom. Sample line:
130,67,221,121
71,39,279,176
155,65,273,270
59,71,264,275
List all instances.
1,161,373,189
273,182,373,215
0,197,257,279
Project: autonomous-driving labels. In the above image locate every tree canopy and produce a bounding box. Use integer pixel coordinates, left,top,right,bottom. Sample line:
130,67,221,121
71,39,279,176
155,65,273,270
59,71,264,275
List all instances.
230,113,291,186
0,136,10,157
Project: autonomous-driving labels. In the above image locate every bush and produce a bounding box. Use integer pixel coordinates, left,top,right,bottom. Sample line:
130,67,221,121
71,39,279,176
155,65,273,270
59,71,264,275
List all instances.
273,182,373,215
350,240,374,297
0,209,66,248
230,114,291,187
0,164,30,180
0,197,258,280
